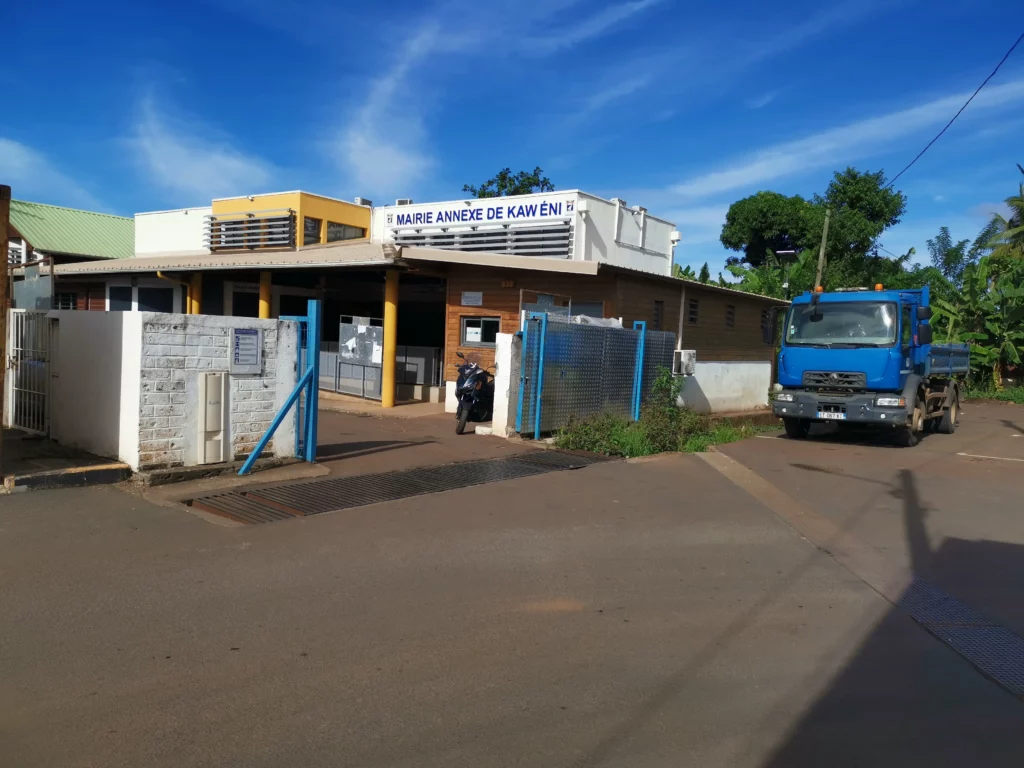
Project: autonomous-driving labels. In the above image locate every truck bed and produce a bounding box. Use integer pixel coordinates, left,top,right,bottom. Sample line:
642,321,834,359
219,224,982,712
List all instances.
928,343,970,377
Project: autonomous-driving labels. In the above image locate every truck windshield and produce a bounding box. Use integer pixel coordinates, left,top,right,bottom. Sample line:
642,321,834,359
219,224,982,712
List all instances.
785,301,897,346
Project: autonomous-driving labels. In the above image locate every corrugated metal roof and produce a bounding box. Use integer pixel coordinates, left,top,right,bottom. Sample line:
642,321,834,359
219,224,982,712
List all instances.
18,241,392,275
10,200,134,260
602,264,789,304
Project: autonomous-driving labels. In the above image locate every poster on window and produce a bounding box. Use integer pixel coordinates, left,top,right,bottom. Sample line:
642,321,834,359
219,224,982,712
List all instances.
465,326,482,343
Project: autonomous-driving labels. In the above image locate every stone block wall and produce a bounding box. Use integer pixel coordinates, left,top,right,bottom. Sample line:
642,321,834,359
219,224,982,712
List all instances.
137,313,297,469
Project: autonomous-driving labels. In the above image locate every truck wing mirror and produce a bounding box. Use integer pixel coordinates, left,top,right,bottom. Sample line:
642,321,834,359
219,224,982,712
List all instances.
917,306,933,321
917,323,933,345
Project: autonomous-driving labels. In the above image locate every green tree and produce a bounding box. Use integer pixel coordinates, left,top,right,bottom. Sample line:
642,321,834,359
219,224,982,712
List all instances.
698,262,711,283
926,226,974,284
983,178,1024,268
672,263,696,279
719,191,812,267
463,167,554,198
720,168,907,279
932,257,1024,389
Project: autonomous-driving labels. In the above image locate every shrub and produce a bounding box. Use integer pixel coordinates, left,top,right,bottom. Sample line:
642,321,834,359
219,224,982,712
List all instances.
555,367,765,457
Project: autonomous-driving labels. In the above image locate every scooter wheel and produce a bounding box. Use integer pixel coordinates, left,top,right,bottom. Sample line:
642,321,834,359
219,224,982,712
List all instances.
456,409,470,435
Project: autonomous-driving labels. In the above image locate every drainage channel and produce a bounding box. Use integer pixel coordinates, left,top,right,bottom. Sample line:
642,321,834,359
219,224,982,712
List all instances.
186,450,614,525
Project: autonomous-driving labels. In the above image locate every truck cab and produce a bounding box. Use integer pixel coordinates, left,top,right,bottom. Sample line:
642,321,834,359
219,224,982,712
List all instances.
768,285,968,446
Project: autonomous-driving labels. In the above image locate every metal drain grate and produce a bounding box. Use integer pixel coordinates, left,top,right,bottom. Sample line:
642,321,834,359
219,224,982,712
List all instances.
898,577,1024,696
187,450,613,525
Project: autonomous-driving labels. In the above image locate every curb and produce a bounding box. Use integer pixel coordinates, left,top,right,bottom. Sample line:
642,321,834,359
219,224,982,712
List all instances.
3,463,133,493
135,456,301,487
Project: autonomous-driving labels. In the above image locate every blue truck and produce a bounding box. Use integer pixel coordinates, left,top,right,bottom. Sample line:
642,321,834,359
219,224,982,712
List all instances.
765,285,970,446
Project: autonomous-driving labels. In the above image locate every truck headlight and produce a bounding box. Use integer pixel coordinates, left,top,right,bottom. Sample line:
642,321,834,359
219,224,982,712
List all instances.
875,396,906,408
774,393,795,402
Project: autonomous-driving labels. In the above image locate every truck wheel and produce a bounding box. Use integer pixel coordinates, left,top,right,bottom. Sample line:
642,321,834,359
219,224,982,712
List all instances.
897,395,925,447
937,392,959,434
783,417,810,439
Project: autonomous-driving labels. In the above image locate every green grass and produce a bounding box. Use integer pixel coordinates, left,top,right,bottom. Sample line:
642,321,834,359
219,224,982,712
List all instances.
554,369,775,457
961,384,1024,405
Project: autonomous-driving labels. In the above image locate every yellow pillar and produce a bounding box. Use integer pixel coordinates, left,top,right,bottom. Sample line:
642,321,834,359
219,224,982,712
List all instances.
259,271,272,319
190,273,202,315
382,270,399,408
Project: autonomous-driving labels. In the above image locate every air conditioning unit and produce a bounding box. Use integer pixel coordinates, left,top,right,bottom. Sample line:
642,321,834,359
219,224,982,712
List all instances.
395,198,413,206
631,205,647,214
610,198,627,207
673,349,696,376
354,197,373,207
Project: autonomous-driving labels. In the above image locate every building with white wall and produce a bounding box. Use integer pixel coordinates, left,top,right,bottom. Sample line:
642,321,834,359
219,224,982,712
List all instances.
135,206,212,257
373,191,678,277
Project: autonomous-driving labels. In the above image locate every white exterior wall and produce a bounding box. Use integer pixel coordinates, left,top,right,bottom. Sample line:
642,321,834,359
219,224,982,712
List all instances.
137,314,297,469
49,310,298,471
135,207,211,256
49,310,142,464
679,362,771,414
490,332,520,437
575,193,674,276
372,190,675,276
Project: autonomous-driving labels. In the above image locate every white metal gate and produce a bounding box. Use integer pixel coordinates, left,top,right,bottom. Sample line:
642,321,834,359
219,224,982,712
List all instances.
4,309,51,435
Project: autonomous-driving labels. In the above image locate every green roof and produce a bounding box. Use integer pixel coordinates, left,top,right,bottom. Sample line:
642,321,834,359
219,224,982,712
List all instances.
10,200,134,260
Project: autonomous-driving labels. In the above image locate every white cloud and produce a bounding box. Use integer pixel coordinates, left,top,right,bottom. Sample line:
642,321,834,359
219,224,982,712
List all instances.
0,138,101,209
131,96,274,202
523,0,663,55
744,92,777,110
334,23,440,200
664,205,728,244
582,74,654,114
671,79,1024,199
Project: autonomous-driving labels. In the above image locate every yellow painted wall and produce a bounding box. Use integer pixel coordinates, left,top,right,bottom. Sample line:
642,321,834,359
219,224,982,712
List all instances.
212,192,301,218
297,193,371,244
211,192,370,246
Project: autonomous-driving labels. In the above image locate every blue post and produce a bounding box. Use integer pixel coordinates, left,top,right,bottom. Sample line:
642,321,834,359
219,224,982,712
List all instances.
303,299,322,463
632,320,647,421
238,368,313,475
280,315,307,458
515,326,529,434
533,312,548,438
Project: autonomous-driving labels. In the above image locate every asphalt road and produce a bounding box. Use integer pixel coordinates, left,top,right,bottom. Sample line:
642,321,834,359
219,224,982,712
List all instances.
2,405,1023,767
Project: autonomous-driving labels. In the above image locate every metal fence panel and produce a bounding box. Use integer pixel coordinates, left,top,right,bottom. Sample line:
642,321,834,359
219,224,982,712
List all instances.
640,330,677,404
516,314,676,437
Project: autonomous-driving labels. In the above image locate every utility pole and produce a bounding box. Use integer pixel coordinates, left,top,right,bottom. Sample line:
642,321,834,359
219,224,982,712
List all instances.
0,184,10,473
814,207,831,289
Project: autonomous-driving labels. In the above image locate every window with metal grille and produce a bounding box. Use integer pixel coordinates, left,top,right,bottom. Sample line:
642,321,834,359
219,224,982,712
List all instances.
688,298,699,325
653,300,664,331
7,242,24,264
461,316,501,347
726,304,736,329
55,292,77,310
326,222,366,242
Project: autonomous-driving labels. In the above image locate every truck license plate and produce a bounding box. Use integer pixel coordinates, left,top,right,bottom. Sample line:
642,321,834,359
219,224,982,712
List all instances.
818,411,846,420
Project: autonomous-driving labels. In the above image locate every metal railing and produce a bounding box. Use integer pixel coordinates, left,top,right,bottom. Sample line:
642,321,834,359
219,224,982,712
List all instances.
204,210,296,251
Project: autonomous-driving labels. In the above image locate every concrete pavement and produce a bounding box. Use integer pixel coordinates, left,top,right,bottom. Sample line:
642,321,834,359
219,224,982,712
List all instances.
3,441,1023,767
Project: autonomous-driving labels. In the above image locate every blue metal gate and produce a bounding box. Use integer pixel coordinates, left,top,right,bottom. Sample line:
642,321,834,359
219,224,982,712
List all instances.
515,313,675,438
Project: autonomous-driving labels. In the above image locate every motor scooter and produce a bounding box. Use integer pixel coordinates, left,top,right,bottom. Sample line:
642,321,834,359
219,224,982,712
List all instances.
454,352,493,434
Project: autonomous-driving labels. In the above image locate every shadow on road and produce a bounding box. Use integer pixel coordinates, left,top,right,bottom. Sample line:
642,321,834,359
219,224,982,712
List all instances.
759,469,1024,768
315,440,432,462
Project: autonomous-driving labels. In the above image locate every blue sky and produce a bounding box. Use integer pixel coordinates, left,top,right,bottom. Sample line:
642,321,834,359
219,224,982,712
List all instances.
3,0,1022,276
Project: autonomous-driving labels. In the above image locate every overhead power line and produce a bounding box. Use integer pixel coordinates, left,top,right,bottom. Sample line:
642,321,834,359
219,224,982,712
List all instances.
886,30,1024,189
